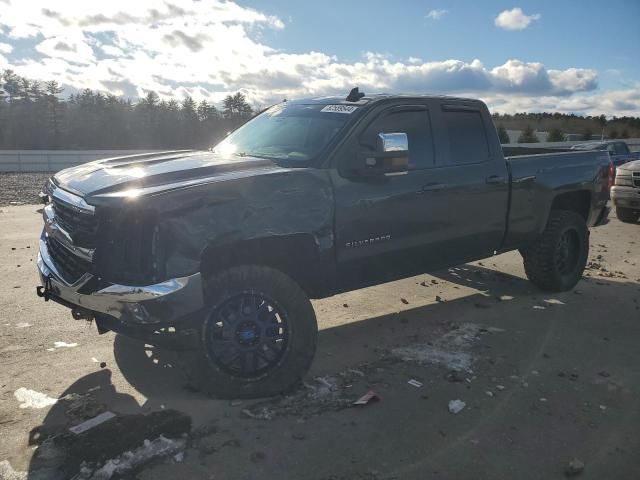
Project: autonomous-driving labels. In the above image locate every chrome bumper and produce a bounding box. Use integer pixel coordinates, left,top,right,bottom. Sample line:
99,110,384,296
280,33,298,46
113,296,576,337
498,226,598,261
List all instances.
37,231,204,325
611,186,640,208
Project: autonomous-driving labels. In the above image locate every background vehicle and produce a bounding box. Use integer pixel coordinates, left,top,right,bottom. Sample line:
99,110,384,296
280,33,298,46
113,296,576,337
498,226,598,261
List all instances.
36,91,612,398
571,140,640,168
611,160,640,223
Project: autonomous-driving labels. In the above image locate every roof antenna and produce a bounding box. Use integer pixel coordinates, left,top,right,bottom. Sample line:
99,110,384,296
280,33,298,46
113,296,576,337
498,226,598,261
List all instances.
346,87,365,102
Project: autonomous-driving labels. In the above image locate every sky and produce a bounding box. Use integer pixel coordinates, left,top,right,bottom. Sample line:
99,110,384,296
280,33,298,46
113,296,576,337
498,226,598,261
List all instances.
0,0,639,116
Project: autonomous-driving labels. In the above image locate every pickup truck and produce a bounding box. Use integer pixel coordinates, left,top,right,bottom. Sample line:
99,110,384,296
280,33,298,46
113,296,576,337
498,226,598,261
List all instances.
36,90,612,398
611,160,640,223
571,140,640,168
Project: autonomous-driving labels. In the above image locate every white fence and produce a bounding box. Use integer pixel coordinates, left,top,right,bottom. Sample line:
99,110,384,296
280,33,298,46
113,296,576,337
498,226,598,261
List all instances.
0,150,158,173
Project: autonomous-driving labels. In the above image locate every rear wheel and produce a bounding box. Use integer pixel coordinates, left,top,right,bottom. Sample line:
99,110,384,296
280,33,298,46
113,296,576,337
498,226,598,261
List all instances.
616,206,639,224
521,210,589,292
191,265,317,399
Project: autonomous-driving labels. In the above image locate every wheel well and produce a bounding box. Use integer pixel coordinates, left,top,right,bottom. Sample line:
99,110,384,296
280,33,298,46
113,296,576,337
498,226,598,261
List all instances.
550,190,591,221
200,235,331,297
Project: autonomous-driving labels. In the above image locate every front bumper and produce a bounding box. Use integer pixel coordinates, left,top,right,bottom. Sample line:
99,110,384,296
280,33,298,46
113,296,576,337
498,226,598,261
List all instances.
611,186,640,209
37,231,204,326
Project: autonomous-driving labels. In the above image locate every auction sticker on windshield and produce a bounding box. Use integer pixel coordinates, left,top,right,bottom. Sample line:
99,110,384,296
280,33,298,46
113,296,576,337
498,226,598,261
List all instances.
320,104,358,114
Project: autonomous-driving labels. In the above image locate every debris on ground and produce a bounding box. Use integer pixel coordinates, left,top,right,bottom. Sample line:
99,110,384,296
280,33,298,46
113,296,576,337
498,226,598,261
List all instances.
29,409,191,479
47,341,79,351
14,387,58,409
242,407,275,420
69,411,117,435
392,323,497,372
564,458,585,477
241,375,354,420
407,379,423,388
448,399,466,414
352,390,381,406
400,298,409,304
60,391,106,420
77,435,186,480
445,371,464,383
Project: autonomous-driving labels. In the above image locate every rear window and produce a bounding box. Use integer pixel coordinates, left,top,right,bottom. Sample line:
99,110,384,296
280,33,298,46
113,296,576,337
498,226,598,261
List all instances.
615,142,630,155
442,109,490,165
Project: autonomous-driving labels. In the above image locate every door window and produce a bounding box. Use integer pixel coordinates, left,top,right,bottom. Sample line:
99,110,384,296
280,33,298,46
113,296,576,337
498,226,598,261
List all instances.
442,109,490,164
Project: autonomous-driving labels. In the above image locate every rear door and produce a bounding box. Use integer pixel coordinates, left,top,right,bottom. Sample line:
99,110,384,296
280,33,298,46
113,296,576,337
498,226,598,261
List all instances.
435,104,509,260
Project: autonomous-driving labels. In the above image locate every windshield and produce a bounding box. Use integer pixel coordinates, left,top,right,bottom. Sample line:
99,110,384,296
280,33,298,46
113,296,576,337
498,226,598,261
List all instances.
213,103,356,162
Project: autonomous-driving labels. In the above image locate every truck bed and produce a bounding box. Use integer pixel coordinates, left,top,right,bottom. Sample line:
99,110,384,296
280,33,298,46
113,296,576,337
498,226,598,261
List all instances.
503,150,611,250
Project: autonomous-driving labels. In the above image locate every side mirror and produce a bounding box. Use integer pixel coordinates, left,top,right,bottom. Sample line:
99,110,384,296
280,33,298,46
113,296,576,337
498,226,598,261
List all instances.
358,133,409,176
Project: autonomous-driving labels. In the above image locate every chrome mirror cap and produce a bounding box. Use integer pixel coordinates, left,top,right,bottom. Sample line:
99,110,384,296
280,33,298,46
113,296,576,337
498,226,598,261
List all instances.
378,132,408,153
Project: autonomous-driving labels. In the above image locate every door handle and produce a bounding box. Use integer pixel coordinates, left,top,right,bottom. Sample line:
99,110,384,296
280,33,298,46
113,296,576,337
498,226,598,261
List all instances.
485,175,506,184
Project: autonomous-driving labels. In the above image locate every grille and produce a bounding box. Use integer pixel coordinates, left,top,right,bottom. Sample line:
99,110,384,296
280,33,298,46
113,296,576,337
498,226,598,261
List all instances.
52,198,98,248
47,237,92,284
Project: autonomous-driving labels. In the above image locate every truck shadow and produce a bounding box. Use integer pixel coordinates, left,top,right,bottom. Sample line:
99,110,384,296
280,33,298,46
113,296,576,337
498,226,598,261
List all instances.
25,264,640,478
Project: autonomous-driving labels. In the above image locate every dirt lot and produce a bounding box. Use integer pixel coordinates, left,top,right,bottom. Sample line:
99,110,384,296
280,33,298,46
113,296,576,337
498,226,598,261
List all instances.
1,203,639,480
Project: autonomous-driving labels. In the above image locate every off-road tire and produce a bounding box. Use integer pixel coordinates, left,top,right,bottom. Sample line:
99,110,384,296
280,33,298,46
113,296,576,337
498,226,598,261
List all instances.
521,210,589,292
616,206,639,224
190,265,317,399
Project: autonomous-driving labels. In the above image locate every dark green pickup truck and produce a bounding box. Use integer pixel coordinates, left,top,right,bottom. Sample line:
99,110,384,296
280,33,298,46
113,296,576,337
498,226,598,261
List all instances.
37,90,612,398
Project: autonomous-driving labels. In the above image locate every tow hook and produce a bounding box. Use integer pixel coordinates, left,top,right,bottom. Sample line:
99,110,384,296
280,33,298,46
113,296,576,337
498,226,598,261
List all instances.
36,275,53,301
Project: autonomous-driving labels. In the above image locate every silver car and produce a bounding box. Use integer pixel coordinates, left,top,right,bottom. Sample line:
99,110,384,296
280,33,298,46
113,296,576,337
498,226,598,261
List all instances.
611,160,640,223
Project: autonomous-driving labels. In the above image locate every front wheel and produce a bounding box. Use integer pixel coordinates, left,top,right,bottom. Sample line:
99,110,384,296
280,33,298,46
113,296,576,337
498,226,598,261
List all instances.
616,206,639,224
521,210,589,292
191,265,317,399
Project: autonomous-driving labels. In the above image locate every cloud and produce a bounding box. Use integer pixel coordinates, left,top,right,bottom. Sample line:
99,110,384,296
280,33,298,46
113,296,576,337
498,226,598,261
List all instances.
426,9,447,20
0,1,636,116
162,31,209,52
483,87,640,117
0,42,13,54
495,8,540,31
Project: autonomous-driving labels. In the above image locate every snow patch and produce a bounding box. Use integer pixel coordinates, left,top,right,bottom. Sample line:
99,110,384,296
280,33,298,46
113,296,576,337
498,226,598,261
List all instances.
391,323,486,372
14,388,58,409
15,322,32,328
53,341,78,348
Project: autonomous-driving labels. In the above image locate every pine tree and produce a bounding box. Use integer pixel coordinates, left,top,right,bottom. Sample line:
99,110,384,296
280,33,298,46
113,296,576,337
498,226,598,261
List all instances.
517,125,539,143
497,124,509,144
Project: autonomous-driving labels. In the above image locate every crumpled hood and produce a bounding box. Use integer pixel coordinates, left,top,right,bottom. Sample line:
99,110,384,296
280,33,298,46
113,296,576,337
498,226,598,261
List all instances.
53,150,281,199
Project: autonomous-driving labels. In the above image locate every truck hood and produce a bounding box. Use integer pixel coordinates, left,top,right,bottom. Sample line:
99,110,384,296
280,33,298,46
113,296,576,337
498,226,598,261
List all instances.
53,150,282,199
618,159,640,171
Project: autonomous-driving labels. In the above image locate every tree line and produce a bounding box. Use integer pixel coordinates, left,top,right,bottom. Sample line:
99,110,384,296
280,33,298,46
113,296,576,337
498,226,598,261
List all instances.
0,69,254,150
493,111,640,144
1,68,639,150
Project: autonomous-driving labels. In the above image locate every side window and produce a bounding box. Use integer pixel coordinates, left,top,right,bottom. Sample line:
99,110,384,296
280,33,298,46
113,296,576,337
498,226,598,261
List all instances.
442,109,490,165
363,109,434,169
607,144,617,154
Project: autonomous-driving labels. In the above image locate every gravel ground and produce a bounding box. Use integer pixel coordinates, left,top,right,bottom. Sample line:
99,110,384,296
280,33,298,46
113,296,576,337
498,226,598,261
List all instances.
0,173,51,207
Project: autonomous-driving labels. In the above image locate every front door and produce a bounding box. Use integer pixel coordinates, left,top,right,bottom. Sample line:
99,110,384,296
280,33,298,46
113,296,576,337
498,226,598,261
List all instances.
331,103,451,288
